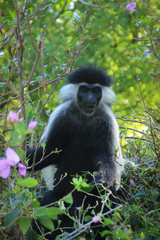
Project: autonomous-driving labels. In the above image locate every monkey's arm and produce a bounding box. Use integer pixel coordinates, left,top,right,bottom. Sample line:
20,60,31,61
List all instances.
95,107,122,190
106,108,124,190
27,108,68,171
26,146,62,171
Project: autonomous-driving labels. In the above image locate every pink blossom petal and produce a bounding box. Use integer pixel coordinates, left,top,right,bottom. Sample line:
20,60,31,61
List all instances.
0,160,11,179
130,1,137,8
6,147,20,166
92,215,101,223
126,2,137,11
8,111,19,122
18,163,26,176
130,179,135,187
28,121,37,130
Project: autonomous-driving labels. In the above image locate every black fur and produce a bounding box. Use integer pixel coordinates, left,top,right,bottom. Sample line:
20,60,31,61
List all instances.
26,66,124,239
68,65,112,86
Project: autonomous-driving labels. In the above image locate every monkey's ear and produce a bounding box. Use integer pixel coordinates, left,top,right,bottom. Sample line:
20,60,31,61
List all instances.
102,87,116,105
59,83,77,101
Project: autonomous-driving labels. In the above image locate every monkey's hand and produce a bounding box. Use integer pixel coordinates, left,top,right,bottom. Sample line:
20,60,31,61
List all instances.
98,163,116,189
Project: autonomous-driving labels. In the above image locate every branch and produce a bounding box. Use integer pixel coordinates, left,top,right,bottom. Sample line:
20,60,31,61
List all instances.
27,0,50,19
24,47,41,87
78,0,112,9
6,79,19,95
0,21,7,30
24,25,46,87
40,25,46,86
14,0,26,150
62,204,123,240
26,12,38,52
36,69,68,119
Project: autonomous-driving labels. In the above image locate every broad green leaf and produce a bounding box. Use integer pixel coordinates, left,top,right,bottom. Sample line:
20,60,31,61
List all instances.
17,177,38,188
18,218,31,235
4,209,20,229
118,230,128,239
101,230,112,237
104,218,112,226
84,215,92,222
26,229,38,240
33,207,63,220
63,195,73,204
39,216,54,231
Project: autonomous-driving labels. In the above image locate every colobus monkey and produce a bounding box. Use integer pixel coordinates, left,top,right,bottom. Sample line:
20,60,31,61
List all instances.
27,65,124,239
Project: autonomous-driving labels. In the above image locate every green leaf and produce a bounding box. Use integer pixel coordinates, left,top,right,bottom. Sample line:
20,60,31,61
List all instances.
35,76,43,83
101,230,112,237
17,177,38,188
27,229,38,240
84,215,92,222
39,216,54,231
26,105,33,125
17,149,26,161
104,218,112,226
12,129,25,145
33,207,63,220
18,218,31,235
63,195,73,204
143,52,151,58
32,199,40,208
4,209,20,229
118,230,128,239
41,142,46,150
134,191,146,197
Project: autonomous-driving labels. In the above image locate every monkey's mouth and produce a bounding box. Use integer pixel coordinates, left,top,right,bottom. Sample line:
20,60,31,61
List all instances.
84,104,95,113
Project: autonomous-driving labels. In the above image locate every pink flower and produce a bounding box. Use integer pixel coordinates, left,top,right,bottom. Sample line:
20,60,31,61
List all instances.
0,160,10,179
5,147,20,166
18,163,26,176
130,179,135,187
28,121,37,130
92,215,101,223
8,110,21,122
126,2,137,11
0,148,26,179
8,111,19,122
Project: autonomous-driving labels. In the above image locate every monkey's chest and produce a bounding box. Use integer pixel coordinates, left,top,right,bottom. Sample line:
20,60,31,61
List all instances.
61,128,111,172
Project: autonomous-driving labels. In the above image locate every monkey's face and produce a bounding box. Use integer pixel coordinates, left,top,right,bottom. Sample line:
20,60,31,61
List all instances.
77,84,102,115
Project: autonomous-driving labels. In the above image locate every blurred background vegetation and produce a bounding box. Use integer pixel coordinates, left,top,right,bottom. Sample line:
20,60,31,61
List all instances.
0,0,159,239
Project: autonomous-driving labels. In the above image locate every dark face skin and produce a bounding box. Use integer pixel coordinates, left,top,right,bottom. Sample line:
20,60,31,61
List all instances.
77,84,102,115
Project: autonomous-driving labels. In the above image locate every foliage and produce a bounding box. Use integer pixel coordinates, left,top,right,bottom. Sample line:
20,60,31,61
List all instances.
0,0,159,239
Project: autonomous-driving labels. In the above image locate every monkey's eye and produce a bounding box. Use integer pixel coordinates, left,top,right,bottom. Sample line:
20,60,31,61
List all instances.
93,87,101,93
80,85,88,92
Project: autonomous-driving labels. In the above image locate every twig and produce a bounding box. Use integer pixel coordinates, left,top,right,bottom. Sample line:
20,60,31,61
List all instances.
14,1,26,150
26,12,38,52
78,0,112,9
24,46,41,87
134,66,146,109
0,21,7,30
147,25,160,62
61,204,123,240
36,68,68,119
0,30,15,51
40,25,46,85
116,116,147,126
120,126,151,135
27,0,50,19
